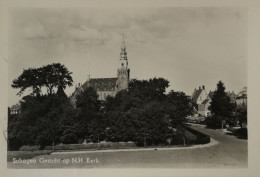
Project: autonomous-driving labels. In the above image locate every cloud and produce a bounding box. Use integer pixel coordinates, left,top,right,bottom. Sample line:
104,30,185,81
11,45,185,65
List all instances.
8,7,247,106
19,20,47,39
68,24,109,46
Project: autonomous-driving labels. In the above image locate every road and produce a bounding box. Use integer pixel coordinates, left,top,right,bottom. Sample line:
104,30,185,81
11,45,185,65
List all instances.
8,124,247,168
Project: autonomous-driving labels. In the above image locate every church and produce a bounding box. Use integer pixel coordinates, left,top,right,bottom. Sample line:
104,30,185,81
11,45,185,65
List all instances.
70,36,130,106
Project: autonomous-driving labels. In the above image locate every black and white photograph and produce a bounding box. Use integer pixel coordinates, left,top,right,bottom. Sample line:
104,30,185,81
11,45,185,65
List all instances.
1,0,260,176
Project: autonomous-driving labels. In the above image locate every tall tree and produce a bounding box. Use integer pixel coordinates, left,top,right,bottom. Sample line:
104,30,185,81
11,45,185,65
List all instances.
11,68,44,96
103,78,191,146
166,90,193,125
9,63,74,149
209,81,235,118
75,87,101,140
42,63,73,94
12,63,73,96
128,77,169,106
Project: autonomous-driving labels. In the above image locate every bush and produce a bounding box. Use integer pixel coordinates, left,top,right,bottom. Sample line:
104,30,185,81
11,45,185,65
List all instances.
44,141,137,150
205,115,223,129
8,138,24,151
184,126,210,144
235,128,247,139
19,145,40,151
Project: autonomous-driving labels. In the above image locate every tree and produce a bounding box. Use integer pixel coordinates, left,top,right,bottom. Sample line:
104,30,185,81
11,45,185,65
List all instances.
75,87,101,141
12,63,73,96
17,94,67,147
209,81,235,117
103,78,191,146
141,101,170,145
76,87,100,112
9,63,75,149
8,107,23,150
208,81,235,129
11,68,44,96
235,104,247,127
166,90,193,126
128,78,169,104
42,63,73,94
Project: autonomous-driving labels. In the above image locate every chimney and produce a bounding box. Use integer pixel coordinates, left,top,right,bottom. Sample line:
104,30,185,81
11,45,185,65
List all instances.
202,85,205,90
199,86,201,90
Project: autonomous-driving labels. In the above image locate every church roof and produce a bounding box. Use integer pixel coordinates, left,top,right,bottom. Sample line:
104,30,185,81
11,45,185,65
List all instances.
82,78,117,91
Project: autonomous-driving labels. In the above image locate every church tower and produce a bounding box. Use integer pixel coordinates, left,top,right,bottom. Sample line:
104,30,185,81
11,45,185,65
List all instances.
117,34,130,91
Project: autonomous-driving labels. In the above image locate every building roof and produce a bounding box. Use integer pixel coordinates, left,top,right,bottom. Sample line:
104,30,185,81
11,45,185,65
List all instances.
11,104,21,110
82,78,118,91
191,89,202,102
201,99,210,105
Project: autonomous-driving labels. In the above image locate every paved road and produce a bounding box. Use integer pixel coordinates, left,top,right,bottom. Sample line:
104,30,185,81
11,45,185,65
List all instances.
8,124,247,168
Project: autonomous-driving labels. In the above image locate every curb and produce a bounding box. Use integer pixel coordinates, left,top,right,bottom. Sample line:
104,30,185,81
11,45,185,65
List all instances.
51,138,219,155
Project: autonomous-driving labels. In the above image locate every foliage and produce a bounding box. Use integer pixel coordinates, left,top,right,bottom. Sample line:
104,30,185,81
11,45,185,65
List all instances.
235,128,247,139
205,115,223,129
209,81,235,119
9,63,75,149
166,91,193,125
235,104,247,127
75,87,102,141
103,78,192,146
17,93,75,148
128,78,169,104
9,74,195,148
8,108,23,150
12,63,73,96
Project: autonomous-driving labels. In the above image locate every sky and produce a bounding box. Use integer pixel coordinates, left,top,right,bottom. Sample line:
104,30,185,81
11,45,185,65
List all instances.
8,7,247,106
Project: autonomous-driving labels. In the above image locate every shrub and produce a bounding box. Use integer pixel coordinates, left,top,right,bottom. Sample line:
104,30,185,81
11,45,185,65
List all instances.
235,128,247,139
205,115,223,129
19,145,40,151
184,126,210,144
44,141,137,150
8,138,24,151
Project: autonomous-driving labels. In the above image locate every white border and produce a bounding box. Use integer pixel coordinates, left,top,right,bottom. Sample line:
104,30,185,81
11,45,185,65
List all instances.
1,0,260,176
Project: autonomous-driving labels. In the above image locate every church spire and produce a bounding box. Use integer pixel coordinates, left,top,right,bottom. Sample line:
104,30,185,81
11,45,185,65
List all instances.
122,33,125,48
117,33,130,92
120,33,127,61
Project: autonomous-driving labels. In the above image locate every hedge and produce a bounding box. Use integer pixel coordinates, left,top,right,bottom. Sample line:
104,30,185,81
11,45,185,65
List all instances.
44,141,136,150
184,125,210,144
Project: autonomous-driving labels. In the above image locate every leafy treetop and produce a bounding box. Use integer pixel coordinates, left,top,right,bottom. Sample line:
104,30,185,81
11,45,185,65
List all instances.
12,63,73,96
